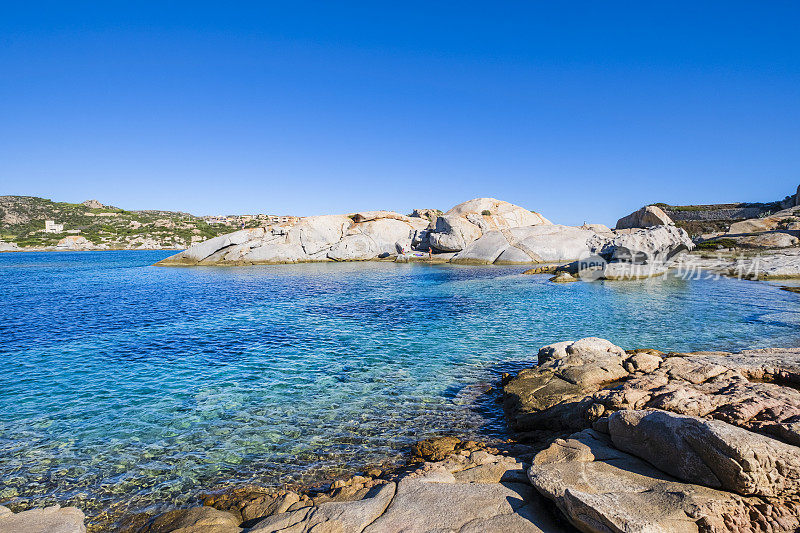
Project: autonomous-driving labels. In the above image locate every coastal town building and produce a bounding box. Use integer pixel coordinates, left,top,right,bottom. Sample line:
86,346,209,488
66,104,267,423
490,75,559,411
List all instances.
43,220,64,233
201,214,298,226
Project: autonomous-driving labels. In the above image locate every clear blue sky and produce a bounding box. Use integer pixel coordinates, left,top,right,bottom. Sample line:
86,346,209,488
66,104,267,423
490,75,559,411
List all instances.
1,2,798,225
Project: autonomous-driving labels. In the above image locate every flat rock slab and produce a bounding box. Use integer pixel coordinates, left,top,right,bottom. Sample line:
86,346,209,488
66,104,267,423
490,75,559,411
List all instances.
141,506,241,533
249,482,395,533
363,478,564,533
528,429,800,533
0,505,86,533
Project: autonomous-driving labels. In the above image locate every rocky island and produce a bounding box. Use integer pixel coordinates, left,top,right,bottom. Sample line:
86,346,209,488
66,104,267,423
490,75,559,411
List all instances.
155,197,700,281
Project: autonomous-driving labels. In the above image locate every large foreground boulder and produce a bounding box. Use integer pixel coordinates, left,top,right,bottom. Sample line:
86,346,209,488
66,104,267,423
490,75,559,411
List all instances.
503,338,630,432
608,409,800,497
528,429,799,533
615,205,674,230
512,338,800,533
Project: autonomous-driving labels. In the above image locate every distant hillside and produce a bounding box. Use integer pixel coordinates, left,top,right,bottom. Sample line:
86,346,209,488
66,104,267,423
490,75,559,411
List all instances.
0,196,239,250
648,185,799,236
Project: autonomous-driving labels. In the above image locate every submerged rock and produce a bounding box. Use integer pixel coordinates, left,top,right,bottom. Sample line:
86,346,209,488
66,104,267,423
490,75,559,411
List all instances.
549,272,578,283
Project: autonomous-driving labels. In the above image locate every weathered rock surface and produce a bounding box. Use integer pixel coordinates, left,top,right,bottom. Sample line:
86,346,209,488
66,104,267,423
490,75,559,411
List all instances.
428,213,484,252
56,235,94,250
599,261,668,280
428,198,551,253
140,506,242,533
158,198,554,265
0,504,86,533
719,232,799,249
608,409,800,497
528,428,800,533
503,338,800,532
503,338,629,432
729,208,799,235
249,482,395,532
685,249,800,280
81,199,105,209
594,225,694,264
410,435,461,462
615,205,674,230
157,212,428,265
452,224,603,264
695,206,800,251
550,272,578,283
144,440,567,533
157,197,702,269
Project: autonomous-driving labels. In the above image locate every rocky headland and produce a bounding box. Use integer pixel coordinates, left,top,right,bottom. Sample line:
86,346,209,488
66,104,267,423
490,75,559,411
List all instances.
155,197,700,282
156,186,800,282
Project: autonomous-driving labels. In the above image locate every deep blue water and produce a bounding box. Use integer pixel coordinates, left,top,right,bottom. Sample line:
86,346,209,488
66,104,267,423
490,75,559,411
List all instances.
1,251,799,526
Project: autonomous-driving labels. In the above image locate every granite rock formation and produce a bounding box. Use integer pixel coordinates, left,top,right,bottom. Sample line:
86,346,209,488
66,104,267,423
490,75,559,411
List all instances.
615,205,674,230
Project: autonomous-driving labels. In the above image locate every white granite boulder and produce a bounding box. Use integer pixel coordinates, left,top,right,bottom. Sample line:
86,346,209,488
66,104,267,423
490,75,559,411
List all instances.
595,225,694,264
157,212,426,265
615,205,674,230
451,225,603,264
428,198,551,253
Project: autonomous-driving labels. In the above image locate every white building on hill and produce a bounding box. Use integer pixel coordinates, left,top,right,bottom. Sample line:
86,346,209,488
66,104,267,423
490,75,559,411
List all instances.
44,220,64,233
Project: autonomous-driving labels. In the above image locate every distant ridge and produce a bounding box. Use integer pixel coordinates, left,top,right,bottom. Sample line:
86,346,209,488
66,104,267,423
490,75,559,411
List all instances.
0,195,234,250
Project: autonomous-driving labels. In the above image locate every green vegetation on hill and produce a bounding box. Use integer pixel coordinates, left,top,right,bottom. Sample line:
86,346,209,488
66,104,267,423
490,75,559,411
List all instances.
0,196,234,249
651,201,782,212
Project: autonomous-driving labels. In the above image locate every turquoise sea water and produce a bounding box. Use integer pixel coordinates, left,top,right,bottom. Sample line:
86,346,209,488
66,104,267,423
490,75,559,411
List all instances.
2,251,799,526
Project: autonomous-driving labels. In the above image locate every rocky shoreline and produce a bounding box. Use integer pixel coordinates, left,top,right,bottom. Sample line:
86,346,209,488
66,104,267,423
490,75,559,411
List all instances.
5,192,800,533
153,198,696,276
9,335,799,533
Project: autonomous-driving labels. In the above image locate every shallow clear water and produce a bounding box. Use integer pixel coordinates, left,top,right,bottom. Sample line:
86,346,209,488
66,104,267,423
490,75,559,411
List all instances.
1,251,799,526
